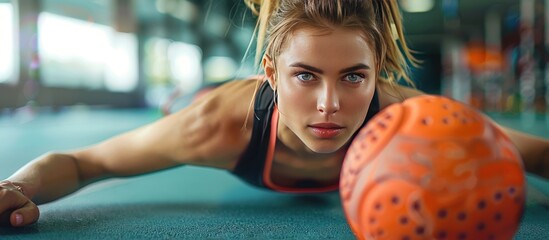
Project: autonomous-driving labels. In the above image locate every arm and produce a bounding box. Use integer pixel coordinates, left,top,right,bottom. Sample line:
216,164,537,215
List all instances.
497,126,549,179
8,112,193,205
0,79,257,227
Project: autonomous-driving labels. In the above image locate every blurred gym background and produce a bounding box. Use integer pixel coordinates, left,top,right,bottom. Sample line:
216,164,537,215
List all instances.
2,2,549,239
0,0,547,119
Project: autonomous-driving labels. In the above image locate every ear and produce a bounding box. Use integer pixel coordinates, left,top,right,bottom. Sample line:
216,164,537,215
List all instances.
262,55,276,90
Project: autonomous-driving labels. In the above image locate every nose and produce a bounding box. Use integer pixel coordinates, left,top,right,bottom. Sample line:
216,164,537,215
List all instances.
317,85,340,115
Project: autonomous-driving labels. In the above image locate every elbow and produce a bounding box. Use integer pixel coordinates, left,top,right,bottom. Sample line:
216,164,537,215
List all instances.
49,151,108,186
46,152,85,184
533,147,549,180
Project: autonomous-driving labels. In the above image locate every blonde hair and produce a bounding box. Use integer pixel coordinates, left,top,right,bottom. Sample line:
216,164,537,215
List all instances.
243,0,418,86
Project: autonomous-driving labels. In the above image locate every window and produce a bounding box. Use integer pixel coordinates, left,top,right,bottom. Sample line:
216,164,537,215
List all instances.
143,37,203,106
0,3,17,84
38,12,138,92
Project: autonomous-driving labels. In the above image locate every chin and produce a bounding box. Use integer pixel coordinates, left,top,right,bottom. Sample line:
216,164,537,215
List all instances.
307,141,347,154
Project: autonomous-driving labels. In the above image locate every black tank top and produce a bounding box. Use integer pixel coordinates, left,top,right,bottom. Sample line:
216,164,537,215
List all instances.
232,81,380,192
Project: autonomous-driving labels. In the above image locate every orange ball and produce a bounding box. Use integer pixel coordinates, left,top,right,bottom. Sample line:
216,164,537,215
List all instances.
340,95,526,240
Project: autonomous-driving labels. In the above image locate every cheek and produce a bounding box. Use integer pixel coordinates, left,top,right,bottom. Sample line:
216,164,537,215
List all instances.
344,85,376,126
351,95,371,118
277,80,314,113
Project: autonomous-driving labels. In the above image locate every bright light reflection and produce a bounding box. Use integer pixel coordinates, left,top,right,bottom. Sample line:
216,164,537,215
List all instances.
0,3,14,84
168,42,202,93
400,0,434,13
105,33,138,92
38,12,137,92
204,56,237,83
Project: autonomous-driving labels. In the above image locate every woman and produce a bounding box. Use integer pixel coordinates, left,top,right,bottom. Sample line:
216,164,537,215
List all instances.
1,0,548,228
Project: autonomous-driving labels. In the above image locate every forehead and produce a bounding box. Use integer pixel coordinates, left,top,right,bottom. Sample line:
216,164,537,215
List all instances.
278,27,374,68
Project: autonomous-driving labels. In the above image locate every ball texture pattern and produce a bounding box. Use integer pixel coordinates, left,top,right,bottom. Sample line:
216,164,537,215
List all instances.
340,95,525,240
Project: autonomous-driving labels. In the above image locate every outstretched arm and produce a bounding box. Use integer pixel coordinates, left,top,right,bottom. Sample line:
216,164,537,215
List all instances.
498,126,549,179
0,79,257,227
7,113,189,205
0,111,193,227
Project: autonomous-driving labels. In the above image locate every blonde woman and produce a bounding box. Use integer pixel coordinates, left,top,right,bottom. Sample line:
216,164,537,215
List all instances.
1,0,547,230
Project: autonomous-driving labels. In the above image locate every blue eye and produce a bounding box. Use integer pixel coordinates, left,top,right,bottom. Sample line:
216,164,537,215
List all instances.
344,73,365,83
297,73,314,81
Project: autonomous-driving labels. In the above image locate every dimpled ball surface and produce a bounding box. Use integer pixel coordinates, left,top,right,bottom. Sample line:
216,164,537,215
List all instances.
340,95,525,240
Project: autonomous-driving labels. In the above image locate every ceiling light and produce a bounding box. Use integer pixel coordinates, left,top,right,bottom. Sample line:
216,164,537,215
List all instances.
399,0,435,13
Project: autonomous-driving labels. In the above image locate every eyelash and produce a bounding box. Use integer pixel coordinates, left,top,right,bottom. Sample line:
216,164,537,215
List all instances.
344,73,366,83
295,72,315,82
294,72,366,83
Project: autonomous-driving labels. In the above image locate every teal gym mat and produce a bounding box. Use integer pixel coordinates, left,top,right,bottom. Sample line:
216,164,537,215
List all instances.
0,107,548,239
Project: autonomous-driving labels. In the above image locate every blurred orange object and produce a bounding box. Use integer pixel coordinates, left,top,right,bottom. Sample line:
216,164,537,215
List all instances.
340,95,525,240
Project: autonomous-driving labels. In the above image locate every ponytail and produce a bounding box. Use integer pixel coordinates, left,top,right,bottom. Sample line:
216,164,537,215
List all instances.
243,0,280,67
374,0,419,87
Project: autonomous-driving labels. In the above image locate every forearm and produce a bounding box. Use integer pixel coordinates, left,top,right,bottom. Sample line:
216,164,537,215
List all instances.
7,153,97,205
500,127,549,178
536,147,549,179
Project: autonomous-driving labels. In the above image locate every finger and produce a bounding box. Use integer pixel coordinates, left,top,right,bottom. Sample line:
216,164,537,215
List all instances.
10,201,39,227
0,189,34,226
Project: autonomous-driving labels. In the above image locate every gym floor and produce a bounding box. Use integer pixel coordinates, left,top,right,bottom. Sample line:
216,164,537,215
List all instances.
0,108,548,239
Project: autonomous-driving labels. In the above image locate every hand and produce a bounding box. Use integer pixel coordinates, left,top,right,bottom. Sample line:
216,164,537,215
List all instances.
0,180,39,227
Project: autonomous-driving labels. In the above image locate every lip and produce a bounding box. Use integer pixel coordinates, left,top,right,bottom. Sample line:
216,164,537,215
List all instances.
309,123,344,138
310,123,343,128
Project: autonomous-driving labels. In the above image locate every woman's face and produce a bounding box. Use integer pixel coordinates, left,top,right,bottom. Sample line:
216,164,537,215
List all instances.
267,27,376,154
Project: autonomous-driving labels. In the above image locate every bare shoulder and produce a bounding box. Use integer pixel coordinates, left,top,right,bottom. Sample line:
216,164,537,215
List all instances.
377,80,425,108
68,79,260,180
164,79,261,169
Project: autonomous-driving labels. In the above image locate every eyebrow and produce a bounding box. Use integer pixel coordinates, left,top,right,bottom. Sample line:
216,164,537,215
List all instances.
288,62,370,74
339,64,371,73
